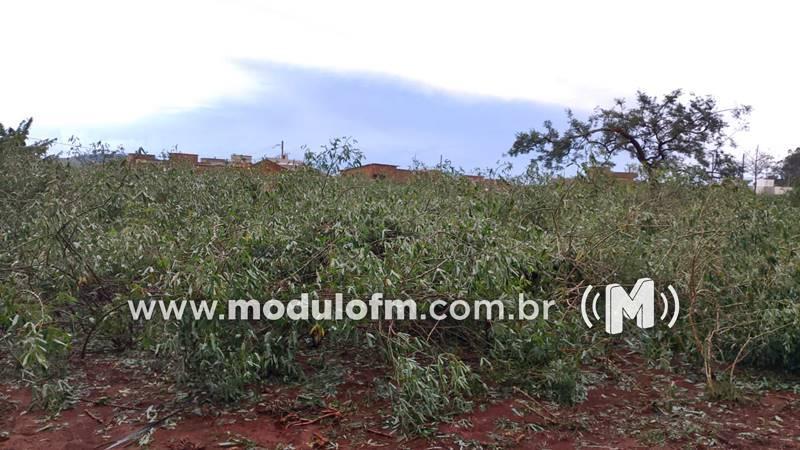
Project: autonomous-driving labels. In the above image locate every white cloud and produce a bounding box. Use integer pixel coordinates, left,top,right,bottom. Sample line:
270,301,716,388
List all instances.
1,0,797,156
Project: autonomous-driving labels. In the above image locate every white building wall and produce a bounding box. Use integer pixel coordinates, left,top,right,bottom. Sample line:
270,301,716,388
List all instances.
754,178,793,195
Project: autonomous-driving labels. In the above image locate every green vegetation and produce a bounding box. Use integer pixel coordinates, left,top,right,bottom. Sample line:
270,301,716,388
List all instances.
1,119,799,432
510,89,750,179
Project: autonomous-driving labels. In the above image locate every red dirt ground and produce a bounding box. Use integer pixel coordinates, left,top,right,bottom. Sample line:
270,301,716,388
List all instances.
1,352,798,449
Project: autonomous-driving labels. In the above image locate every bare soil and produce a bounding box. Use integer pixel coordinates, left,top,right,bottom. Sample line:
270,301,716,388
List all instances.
1,352,798,449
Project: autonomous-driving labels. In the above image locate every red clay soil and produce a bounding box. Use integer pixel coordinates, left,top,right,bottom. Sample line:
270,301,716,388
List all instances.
1,353,798,449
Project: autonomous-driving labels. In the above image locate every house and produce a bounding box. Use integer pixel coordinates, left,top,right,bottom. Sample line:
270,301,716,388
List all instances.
126,154,157,164
126,151,289,176
340,163,413,181
341,163,499,186
230,154,253,167
609,171,637,183
266,155,305,170
587,167,637,184
194,157,227,172
754,178,793,195
168,152,199,165
198,157,226,166
252,159,286,174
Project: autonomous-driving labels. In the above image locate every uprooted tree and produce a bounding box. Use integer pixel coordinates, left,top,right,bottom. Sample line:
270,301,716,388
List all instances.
508,89,751,178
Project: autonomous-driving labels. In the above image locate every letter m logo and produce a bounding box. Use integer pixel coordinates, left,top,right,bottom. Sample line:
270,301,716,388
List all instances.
604,278,655,334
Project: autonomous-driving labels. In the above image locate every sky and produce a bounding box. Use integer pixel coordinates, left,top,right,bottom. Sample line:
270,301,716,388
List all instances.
2,0,798,172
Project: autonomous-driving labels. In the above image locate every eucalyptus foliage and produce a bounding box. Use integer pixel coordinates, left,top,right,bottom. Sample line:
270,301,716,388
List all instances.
2,126,799,427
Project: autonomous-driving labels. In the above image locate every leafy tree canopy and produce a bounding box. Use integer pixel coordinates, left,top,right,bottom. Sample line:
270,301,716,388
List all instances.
509,90,751,178
0,118,51,156
779,147,800,186
303,136,363,175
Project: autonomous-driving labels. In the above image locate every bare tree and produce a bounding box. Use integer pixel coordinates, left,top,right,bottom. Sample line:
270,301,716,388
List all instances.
744,146,776,191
